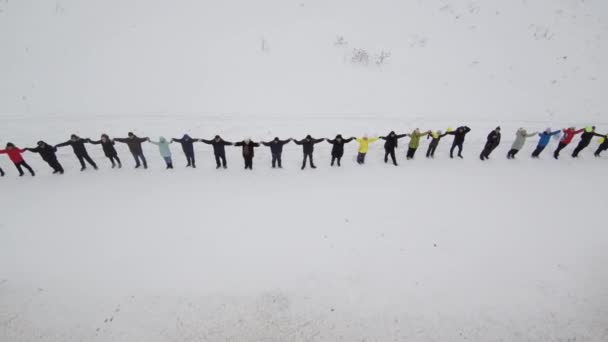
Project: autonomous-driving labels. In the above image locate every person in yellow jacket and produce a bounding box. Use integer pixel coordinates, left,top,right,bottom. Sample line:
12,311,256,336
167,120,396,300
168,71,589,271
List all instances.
355,135,379,164
407,128,431,160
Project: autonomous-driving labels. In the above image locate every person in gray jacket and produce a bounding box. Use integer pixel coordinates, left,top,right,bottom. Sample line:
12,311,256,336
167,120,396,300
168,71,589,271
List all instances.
507,128,538,159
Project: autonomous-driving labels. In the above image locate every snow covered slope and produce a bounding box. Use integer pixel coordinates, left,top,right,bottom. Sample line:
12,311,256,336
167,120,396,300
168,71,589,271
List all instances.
0,0,607,119
1,0,607,341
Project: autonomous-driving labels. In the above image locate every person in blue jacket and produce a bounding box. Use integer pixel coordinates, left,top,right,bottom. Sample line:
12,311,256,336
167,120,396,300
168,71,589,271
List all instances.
531,128,561,158
171,134,199,168
149,137,173,169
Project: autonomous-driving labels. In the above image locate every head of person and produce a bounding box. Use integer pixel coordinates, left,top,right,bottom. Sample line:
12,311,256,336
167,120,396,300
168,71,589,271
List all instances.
306,135,312,141
336,134,342,141
273,137,279,142
496,126,501,132
70,134,79,141
214,135,221,142
37,141,46,147
128,132,135,138
159,136,166,143
458,127,464,132
101,134,109,142
545,127,551,133
414,128,420,133
363,134,368,140
183,134,191,140
244,138,251,144
389,131,395,137
6,142,15,149
436,130,442,135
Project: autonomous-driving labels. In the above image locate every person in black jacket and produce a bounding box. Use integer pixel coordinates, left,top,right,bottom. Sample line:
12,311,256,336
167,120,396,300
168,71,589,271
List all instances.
426,131,448,158
88,134,121,168
114,132,149,169
0,166,3,177
234,139,260,170
55,134,98,171
261,137,291,168
572,126,604,158
445,126,471,158
172,134,199,168
326,134,355,167
25,141,64,174
201,135,233,169
480,127,501,161
379,131,408,165
594,134,608,157
294,135,324,169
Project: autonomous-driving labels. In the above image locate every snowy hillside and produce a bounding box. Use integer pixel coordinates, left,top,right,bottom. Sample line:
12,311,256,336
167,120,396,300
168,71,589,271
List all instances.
1,1,608,341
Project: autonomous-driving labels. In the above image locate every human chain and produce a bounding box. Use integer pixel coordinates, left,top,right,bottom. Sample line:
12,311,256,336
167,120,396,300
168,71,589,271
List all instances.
0,126,606,177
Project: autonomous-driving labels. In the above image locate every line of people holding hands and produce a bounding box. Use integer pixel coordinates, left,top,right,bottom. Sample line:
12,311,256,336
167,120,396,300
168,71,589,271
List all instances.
1,126,607,177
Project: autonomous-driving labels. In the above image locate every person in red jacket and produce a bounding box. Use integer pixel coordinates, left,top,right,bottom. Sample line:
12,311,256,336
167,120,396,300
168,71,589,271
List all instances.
553,127,584,159
0,143,35,176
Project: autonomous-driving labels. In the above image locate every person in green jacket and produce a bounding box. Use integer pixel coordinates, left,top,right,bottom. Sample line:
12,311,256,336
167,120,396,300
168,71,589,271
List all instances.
407,129,431,160
149,137,173,169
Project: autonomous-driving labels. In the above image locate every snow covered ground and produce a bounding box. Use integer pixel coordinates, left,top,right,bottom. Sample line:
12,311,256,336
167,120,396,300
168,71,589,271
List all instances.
1,0,608,341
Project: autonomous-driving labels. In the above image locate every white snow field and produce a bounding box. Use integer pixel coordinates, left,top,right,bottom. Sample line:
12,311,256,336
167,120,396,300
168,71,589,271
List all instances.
1,0,608,341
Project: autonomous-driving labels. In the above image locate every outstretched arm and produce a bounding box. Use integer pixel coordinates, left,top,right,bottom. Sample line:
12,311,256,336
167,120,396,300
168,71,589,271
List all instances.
343,137,355,143
526,132,538,138
200,139,213,144
234,142,244,147
326,139,335,144
293,139,303,145
88,139,102,144
222,141,233,146
114,138,128,143
55,141,71,148
252,142,260,147
280,138,292,145
25,147,39,153
313,138,325,144
172,138,183,143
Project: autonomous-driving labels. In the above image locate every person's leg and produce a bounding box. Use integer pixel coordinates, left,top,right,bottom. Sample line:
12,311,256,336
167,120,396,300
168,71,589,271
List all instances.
107,156,116,168
384,150,389,163
531,145,544,158
330,155,336,166
310,153,316,168
139,153,148,168
0,167,4,176
82,153,97,169
431,145,438,157
356,153,363,164
411,148,417,159
426,145,432,158
22,161,35,176
360,153,366,164
512,149,520,158
450,143,456,158
214,153,221,168
390,150,397,165
406,148,414,160
301,153,307,169
221,153,227,168
277,153,282,168
186,153,192,167
14,162,24,176
191,154,196,168
77,154,86,170
457,143,463,158
114,155,122,168
594,146,604,157
554,142,566,159
271,154,277,168
243,157,248,169
337,156,342,166
132,152,141,168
